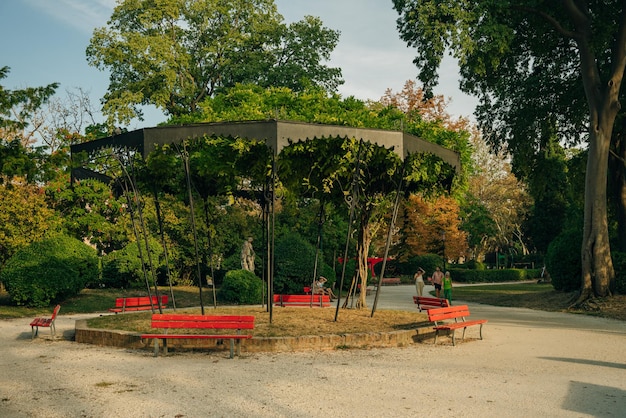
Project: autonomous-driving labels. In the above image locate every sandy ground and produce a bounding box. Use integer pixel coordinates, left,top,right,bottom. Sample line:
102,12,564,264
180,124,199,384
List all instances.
1,284,626,418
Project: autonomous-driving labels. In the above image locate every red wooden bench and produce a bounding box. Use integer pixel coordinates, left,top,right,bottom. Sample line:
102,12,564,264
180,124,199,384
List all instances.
413,296,450,312
109,295,168,313
427,305,488,346
273,294,331,307
30,304,61,339
141,314,255,358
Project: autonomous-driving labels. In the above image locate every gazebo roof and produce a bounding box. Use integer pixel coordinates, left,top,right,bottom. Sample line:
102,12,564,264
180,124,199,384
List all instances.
70,119,460,171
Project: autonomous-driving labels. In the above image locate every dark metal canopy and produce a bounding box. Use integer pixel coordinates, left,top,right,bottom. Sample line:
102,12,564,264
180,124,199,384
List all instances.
70,119,460,171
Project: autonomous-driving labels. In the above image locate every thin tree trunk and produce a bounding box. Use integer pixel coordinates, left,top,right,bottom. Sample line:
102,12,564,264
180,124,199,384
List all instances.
355,211,372,309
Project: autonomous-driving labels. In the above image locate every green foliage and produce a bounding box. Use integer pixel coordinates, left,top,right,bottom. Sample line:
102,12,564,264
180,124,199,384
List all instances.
46,178,130,254
526,133,569,253
397,254,442,278
101,237,164,289
0,235,99,307
460,195,497,250
0,180,61,266
463,259,487,270
448,268,530,283
86,1,342,124
274,232,334,294
218,269,263,305
545,227,582,292
0,66,58,139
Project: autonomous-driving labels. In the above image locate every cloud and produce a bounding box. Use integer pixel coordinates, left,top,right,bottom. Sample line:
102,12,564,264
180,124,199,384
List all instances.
23,0,114,34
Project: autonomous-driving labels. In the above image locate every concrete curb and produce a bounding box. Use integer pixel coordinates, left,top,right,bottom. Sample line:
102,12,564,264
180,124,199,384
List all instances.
75,319,437,354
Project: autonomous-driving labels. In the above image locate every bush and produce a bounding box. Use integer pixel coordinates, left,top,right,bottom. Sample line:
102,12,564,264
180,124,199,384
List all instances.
396,254,442,279
0,235,99,307
448,268,529,283
218,269,263,304
464,259,486,270
545,227,582,292
101,238,164,288
274,233,334,294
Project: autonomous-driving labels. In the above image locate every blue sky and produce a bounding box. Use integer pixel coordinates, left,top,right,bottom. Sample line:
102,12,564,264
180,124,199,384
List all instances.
1,0,477,130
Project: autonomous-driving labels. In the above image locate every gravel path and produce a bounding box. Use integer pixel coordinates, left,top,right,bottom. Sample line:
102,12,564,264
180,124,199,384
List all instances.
1,285,626,417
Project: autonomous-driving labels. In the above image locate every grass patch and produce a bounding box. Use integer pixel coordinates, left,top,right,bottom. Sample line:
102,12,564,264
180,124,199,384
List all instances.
452,283,574,311
0,286,209,319
87,306,430,338
3,283,626,338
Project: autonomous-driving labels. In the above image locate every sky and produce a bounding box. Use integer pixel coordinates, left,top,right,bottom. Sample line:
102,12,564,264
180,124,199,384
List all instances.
0,0,478,131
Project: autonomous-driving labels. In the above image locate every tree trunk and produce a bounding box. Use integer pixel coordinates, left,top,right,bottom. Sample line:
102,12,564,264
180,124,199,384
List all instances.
355,210,372,309
580,114,615,300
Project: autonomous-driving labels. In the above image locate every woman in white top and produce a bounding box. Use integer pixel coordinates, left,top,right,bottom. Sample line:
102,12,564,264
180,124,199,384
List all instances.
414,267,426,297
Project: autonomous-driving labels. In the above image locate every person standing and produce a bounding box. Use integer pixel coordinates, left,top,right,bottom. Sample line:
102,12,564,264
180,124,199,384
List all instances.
414,267,426,297
443,271,453,305
241,237,255,272
431,266,444,298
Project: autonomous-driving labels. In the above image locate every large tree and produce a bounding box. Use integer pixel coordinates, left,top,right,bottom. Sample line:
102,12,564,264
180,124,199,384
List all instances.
393,0,626,299
87,0,342,125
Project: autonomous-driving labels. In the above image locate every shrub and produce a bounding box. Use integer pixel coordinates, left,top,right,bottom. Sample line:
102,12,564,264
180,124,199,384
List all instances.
101,238,164,288
0,235,99,307
218,269,263,304
545,227,582,292
464,259,486,270
274,233,334,294
449,268,528,283
397,254,442,279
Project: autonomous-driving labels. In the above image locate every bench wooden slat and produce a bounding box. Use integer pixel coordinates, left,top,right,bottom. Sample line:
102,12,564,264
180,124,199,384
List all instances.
273,294,331,307
150,321,255,329
427,305,487,346
109,295,168,313
141,314,255,358
413,296,450,311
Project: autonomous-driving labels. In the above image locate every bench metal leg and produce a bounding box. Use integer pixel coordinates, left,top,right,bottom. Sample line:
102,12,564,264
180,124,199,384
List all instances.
153,339,159,357
31,326,37,339
229,339,235,359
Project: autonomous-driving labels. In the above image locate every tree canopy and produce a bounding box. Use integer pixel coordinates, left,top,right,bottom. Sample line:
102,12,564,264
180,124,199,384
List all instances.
393,0,626,299
87,0,342,125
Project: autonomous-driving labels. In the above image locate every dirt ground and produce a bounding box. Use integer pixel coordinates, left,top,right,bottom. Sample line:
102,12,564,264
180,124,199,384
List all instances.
1,285,625,417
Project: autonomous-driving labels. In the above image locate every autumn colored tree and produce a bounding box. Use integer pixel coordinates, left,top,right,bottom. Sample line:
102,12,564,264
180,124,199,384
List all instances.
467,135,533,257
402,193,468,262
0,178,60,265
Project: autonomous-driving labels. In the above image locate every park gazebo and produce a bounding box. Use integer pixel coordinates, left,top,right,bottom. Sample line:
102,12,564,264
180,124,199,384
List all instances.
70,119,460,320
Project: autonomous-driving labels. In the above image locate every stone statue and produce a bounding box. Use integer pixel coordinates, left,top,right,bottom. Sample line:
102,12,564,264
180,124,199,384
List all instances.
241,237,255,272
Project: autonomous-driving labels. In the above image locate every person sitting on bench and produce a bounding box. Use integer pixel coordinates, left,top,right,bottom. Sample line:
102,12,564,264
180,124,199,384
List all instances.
315,277,337,300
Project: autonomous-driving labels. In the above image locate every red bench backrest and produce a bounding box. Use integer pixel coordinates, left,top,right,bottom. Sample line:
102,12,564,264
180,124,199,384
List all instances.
428,305,471,322
414,296,449,307
51,304,61,320
150,314,255,330
272,294,330,303
115,295,168,308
